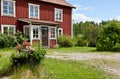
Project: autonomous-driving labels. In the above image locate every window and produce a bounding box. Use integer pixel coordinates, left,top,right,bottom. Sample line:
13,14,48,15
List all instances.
1,0,15,17
58,28,63,36
24,26,29,38
54,8,63,22
33,27,39,39
29,3,39,19
50,27,56,39
1,25,15,35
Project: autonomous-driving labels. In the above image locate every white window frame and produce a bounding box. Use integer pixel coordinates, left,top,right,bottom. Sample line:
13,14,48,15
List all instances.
50,27,56,39
58,28,63,36
28,3,40,19
1,0,16,17
1,24,16,35
54,8,63,22
32,26,40,39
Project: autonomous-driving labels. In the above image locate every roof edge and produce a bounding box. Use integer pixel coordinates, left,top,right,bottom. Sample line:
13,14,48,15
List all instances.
39,0,76,8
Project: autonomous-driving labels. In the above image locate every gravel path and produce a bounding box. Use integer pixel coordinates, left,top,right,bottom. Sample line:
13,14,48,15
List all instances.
46,52,120,60
46,52,120,78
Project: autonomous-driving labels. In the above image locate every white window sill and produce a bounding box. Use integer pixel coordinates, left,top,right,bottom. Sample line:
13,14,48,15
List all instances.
29,17,39,19
2,14,15,17
50,38,56,40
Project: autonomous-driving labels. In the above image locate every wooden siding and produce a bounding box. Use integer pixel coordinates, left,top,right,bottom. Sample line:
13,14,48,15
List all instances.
50,40,56,48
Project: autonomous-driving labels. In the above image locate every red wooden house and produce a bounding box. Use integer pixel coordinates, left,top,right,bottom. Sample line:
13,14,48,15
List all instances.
0,0,75,48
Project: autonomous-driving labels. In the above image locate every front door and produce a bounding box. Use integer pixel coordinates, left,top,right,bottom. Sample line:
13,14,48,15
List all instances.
41,27,48,47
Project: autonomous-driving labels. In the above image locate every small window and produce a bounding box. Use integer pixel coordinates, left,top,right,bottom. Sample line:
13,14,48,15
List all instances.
50,27,56,39
58,28,63,36
29,3,39,19
33,27,39,39
24,26,29,38
54,8,63,22
1,0,15,17
1,25,15,35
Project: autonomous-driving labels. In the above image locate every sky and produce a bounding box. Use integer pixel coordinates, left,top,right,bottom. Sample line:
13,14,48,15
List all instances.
67,0,120,23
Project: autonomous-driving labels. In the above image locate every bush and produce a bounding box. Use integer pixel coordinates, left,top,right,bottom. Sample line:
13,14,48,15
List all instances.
75,35,88,47
0,31,26,48
15,31,27,44
58,35,75,47
11,41,46,66
0,33,18,48
97,20,120,51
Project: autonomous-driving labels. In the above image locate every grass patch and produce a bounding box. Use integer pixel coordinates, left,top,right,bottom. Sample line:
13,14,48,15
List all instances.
0,48,14,76
48,47,96,53
43,58,117,79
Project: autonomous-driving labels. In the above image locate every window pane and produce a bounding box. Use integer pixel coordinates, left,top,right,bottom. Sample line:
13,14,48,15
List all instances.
9,2,14,14
30,6,34,17
3,9,7,14
33,27,39,39
55,9,62,21
3,1,7,6
25,27,29,37
3,27,8,34
30,5,39,18
3,1,8,14
35,6,38,17
9,27,14,35
50,28,55,38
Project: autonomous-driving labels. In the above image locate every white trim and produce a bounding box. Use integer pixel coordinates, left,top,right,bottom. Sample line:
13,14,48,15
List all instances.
58,28,63,36
1,0,16,17
28,3,40,19
1,24,16,35
50,27,57,39
54,8,63,22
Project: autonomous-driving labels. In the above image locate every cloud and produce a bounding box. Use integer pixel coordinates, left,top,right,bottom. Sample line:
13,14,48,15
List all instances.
73,13,101,23
111,15,120,21
73,4,93,13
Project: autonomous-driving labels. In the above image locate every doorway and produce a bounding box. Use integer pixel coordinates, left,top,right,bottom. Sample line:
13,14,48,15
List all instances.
41,27,49,47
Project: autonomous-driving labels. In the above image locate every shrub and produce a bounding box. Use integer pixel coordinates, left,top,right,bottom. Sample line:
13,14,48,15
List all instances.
11,41,46,66
15,31,27,44
75,35,88,47
0,31,26,48
0,33,18,48
97,20,120,51
58,35,75,47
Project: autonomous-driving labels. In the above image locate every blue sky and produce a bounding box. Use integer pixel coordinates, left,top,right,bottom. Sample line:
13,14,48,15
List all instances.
67,0,120,23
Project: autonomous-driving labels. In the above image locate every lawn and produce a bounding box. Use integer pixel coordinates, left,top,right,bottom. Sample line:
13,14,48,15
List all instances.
48,47,96,53
0,47,119,79
43,58,117,79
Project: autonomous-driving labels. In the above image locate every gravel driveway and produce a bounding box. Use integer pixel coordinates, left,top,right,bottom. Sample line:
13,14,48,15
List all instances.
46,52,120,78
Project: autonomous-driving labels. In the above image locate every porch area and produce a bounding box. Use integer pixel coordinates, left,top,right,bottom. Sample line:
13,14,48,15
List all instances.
18,18,61,48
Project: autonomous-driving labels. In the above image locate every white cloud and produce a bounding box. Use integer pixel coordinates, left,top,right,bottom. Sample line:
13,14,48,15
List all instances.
73,13,101,23
73,4,93,13
111,15,120,21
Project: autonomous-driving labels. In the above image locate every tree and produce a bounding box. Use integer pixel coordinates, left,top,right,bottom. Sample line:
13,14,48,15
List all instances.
97,20,120,51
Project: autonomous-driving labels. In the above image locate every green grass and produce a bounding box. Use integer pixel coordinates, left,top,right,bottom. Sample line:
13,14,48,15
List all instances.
48,47,96,53
0,48,15,76
43,58,117,79
0,48,14,76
